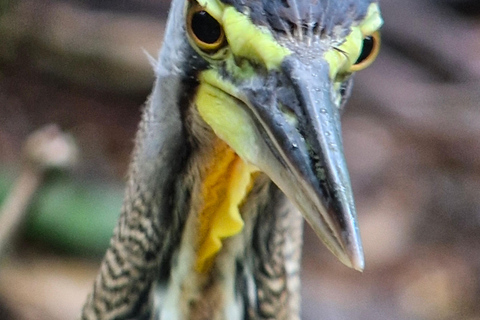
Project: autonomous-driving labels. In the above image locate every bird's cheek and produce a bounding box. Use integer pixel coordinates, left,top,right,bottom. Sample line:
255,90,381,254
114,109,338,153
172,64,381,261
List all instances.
196,73,263,167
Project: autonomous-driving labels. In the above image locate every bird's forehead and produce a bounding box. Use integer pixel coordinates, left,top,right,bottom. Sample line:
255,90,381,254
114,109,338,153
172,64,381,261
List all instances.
220,0,376,39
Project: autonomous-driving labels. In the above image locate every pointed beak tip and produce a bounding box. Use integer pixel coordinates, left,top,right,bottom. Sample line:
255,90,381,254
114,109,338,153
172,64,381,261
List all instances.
346,245,365,272
352,256,365,272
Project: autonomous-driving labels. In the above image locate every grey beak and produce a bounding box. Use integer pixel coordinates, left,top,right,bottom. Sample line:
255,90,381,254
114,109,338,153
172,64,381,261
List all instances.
242,56,364,270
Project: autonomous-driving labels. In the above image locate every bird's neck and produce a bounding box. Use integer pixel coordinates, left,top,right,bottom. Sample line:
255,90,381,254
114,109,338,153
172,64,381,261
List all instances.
192,137,258,273
181,106,261,272
161,133,260,319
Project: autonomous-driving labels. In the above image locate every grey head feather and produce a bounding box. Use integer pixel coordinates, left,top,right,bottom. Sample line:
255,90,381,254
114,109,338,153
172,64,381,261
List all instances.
135,0,188,187
221,0,375,40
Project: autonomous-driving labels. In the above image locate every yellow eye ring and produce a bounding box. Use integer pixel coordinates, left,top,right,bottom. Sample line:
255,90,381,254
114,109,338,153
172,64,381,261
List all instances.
350,31,381,72
187,4,226,52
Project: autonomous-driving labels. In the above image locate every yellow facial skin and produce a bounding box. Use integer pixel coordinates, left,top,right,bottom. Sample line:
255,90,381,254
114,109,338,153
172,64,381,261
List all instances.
324,3,383,78
188,0,383,273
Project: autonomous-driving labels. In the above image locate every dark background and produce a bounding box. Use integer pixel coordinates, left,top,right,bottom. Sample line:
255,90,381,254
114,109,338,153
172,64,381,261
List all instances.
1,0,480,319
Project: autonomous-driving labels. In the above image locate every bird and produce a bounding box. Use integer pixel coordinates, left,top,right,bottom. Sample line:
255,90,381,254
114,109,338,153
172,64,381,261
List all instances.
81,0,383,319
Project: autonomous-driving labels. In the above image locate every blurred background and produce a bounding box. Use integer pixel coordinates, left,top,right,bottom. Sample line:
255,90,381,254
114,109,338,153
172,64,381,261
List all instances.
1,0,480,319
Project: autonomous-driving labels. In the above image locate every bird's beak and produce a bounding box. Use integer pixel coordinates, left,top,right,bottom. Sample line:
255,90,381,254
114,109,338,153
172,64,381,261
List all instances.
197,55,364,271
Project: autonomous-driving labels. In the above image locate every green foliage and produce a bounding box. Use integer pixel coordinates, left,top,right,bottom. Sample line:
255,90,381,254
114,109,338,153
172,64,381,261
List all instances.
0,170,122,257
0,171,13,203
0,0,11,16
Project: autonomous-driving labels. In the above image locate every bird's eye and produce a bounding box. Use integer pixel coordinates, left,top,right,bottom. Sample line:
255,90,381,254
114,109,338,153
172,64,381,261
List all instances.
187,5,226,52
350,31,381,71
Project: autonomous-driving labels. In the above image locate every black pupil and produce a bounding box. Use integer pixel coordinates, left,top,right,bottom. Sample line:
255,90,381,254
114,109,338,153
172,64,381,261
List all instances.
191,11,222,44
355,36,374,65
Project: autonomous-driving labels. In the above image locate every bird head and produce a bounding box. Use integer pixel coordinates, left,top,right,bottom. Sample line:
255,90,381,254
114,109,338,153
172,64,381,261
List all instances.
163,0,382,271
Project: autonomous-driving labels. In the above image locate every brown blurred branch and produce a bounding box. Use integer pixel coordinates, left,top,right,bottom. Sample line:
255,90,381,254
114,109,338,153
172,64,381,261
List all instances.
0,124,77,259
